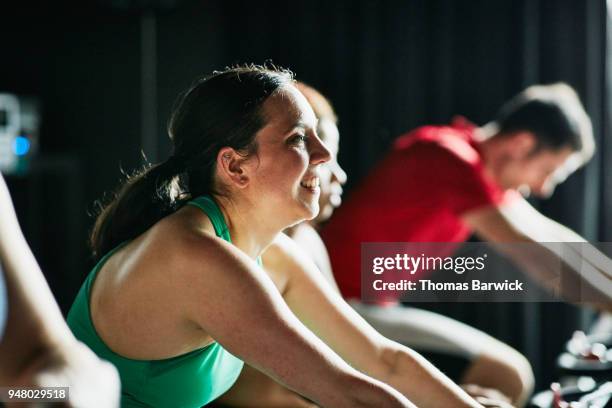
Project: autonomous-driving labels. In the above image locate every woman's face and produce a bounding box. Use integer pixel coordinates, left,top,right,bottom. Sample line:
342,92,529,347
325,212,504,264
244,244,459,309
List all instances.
244,85,331,225
313,118,347,225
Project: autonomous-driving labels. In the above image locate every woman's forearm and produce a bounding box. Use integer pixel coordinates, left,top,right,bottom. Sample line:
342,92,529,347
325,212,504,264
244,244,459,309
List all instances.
327,370,417,408
380,344,483,408
239,318,416,408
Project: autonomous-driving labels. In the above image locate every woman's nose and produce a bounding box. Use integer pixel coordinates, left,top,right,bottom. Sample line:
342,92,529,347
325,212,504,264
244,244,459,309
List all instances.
330,161,347,185
310,135,332,165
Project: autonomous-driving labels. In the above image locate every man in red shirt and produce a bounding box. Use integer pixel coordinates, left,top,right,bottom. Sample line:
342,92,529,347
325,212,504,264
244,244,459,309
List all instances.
322,83,611,405
323,115,516,300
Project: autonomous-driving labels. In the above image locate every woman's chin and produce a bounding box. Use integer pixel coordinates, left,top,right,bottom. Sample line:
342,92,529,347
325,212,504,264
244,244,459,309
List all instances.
313,205,334,225
300,201,320,222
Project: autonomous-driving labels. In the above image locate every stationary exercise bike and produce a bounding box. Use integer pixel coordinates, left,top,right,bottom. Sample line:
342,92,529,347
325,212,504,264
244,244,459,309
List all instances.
529,314,612,408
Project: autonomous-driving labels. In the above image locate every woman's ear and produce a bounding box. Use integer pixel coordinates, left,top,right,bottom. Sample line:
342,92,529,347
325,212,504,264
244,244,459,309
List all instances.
216,147,250,188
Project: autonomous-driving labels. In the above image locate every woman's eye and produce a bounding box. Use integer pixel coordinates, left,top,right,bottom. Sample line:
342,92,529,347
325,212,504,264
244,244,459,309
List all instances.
290,134,308,146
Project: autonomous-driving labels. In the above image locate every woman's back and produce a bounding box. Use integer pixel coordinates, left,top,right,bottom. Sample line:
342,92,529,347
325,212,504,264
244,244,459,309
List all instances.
89,204,217,358
68,197,244,407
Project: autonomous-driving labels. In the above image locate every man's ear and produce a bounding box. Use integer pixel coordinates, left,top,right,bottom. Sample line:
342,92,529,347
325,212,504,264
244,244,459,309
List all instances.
216,147,250,188
508,131,537,158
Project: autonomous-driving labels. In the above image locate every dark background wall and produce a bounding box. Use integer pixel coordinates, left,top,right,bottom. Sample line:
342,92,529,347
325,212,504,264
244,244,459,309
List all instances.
1,0,610,391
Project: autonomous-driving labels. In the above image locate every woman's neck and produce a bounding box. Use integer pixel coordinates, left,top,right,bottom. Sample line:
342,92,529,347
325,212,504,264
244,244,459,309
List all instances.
284,220,316,239
213,194,285,259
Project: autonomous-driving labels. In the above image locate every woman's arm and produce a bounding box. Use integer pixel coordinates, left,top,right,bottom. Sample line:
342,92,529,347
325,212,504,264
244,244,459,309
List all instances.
263,233,484,408
0,175,120,407
176,232,415,408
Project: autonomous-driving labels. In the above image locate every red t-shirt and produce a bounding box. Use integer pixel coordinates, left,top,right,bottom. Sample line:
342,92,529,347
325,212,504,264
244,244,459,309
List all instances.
321,117,515,300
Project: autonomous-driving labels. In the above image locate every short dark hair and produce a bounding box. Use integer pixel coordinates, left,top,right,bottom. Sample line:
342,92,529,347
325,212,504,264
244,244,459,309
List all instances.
490,83,594,162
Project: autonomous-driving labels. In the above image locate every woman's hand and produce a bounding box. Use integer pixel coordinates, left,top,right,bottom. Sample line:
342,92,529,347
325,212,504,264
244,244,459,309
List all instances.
15,341,120,408
474,397,515,408
462,384,515,408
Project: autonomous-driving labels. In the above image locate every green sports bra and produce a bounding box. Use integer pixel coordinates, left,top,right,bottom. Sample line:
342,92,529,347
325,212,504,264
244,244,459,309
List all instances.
67,196,247,407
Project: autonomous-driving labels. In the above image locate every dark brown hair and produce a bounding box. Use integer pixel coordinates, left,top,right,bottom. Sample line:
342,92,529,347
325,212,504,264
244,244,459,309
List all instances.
90,65,294,260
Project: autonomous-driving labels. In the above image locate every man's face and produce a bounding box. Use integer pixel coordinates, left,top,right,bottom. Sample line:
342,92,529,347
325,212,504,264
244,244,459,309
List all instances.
497,145,576,198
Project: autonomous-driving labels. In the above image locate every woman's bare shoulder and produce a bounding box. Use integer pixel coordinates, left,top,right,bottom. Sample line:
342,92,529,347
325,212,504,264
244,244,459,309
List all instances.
262,232,314,274
99,204,244,291
145,205,247,277
264,228,328,269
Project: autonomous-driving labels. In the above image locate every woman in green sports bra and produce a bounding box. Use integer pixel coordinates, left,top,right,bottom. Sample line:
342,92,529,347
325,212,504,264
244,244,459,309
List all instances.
67,196,245,407
65,65,417,408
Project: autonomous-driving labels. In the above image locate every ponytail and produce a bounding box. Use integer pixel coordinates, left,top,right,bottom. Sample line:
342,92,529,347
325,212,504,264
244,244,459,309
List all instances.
90,158,186,260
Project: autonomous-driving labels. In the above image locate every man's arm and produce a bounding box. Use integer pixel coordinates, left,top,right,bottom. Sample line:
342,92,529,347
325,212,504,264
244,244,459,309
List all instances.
462,196,612,305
